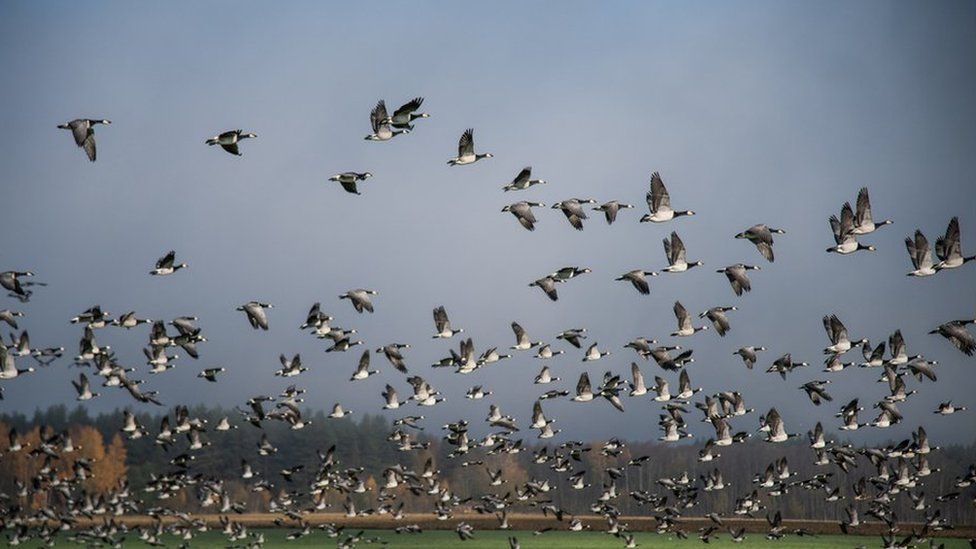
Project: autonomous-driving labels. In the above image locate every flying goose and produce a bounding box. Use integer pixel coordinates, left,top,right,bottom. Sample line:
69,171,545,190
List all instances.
503,167,546,191
761,408,797,443
766,353,808,379
582,342,610,361
662,232,703,272
551,266,591,281
112,311,152,329
376,343,410,373
328,403,352,418
556,328,587,348
827,203,875,254
197,367,226,382
385,97,430,130
529,275,560,301
823,314,866,355
206,129,257,156
72,372,98,400
593,201,634,224
935,402,966,415
651,345,694,371
640,172,694,222
0,271,33,297
0,309,24,329
339,288,378,313
905,230,937,276
465,385,492,400
929,318,975,356
651,376,671,401
477,347,511,366
551,198,596,230
735,224,785,262
432,306,463,338
628,363,647,396
534,365,559,384
624,337,657,360
671,301,708,337
716,264,760,297
534,344,563,359
329,172,372,195
934,217,975,270
150,250,187,275
615,269,657,295
510,322,541,350
700,306,736,337
382,384,400,409
571,372,594,402
447,128,491,165
800,380,833,406
274,353,305,377
58,118,110,161
858,340,886,368
501,201,545,231
733,346,765,369
237,301,272,330
365,101,409,141
851,187,893,234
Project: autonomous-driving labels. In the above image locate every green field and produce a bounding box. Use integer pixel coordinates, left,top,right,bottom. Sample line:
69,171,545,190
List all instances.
20,529,970,548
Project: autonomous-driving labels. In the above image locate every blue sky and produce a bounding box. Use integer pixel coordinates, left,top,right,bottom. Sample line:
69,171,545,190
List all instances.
0,1,974,443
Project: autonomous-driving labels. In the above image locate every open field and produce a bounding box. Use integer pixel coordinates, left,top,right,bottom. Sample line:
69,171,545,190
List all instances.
11,529,975,548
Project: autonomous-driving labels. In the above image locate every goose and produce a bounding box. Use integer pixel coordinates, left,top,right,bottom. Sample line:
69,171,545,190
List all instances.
762,408,797,443
628,363,647,396
571,372,594,402
699,306,736,336
465,385,491,400
365,101,409,141
71,373,98,400
58,118,110,161
150,250,187,275
510,322,541,350
615,269,657,295
887,329,921,366
534,365,559,384
823,354,853,372
503,167,546,191
556,328,587,348
823,314,866,355
676,369,702,400
624,336,657,360
800,380,833,406
534,344,563,359
929,318,975,356
432,306,463,338
906,357,938,382
859,340,886,368
640,172,694,222
329,172,372,195
934,216,975,270
447,128,490,165
650,345,694,371
935,401,966,415
237,301,272,330
662,232,703,272
716,264,760,296
205,129,257,156
325,336,363,353
376,343,410,373
735,224,785,262
385,97,430,129
827,203,875,254
529,275,560,301
197,367,226,382
477,347,511,366
651,376,671,401
112,311,152,329
501,201,545,231
733,346,765,369
551,198,596,230
0,309,24,329
905,230,937,276
851,187,893,234
382,385,401,409
339,288,378,313
551,266,591,281
593,201,633,224
671,301,708,337
71,305,111,328
582,342,610,361
328,403,352,419
766,353,807,379
0,271,33,297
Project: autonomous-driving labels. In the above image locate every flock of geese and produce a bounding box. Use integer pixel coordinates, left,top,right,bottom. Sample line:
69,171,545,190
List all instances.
0,100,973,548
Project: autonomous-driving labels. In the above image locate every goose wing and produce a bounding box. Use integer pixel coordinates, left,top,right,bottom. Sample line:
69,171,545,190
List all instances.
370,101,388,133
648,172,670,212
433,306,449,333
576,372,591,397
458,128,475,157
393,97,423,118
511,167,531,186
674,301,691,331
855,187,873,227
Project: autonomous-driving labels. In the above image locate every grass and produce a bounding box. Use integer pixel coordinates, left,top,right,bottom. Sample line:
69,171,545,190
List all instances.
23,529,969,548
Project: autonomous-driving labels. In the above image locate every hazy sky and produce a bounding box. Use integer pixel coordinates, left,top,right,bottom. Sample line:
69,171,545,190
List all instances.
1,1,974,445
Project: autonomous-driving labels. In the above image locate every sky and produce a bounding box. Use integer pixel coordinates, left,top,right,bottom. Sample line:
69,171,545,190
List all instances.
0,1,974,445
